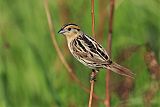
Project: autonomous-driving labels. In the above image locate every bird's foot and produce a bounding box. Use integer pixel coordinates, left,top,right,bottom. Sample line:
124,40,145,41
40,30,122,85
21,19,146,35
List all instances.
90,75,96,82
90,69,98,82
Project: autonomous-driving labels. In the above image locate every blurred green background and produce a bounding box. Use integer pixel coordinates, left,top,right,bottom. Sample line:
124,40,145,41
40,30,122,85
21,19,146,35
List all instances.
0,0,160,107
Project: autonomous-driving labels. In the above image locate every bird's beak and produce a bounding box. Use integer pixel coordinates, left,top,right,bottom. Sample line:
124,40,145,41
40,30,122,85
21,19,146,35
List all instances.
58,29,66,34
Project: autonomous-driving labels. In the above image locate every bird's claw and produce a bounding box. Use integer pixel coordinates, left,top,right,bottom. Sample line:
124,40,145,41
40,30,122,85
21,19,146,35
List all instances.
90,75,96,82
90,70,97,82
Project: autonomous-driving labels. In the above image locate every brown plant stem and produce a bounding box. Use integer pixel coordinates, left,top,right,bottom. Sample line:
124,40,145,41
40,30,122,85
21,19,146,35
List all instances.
44,0,100,101
57,0,70,23
88,0,96,107
89,71,96,107
97,0,108,42
143,44,160,107
91,0,95,38
105,0,115,106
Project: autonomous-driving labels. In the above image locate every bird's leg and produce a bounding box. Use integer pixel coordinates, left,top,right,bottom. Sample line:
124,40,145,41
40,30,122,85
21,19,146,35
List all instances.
90,69,99,82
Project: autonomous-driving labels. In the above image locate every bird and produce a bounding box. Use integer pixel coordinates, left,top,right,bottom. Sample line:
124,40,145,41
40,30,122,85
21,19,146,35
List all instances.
58,23,134,79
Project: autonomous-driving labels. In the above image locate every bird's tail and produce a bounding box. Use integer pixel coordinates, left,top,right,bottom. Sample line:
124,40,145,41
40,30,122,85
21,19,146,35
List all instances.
106,62,134,78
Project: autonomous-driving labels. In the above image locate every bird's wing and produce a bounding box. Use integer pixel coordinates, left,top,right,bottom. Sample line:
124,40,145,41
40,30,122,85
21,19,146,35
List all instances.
71,34,110,65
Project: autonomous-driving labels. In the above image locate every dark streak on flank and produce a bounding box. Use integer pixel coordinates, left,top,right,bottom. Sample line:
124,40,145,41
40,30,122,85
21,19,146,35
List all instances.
87,35,104,49
104,55,109,60
77,39,87,52
78,34,109,61
82,35,90,42
74,39,77,45
97,48,108,60
70,41,76,52
82,35,98,54
71,40,82,52
87,35,107,59
89,52,93,57
87,35,96,42
97,43,103,48
82,34,93,46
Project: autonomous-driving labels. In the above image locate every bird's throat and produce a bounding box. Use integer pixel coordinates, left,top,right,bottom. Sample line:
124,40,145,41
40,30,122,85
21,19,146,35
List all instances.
65,33,80,43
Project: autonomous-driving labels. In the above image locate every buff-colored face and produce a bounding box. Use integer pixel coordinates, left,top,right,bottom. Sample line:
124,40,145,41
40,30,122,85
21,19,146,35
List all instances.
58,24,81,36
58,24,82,42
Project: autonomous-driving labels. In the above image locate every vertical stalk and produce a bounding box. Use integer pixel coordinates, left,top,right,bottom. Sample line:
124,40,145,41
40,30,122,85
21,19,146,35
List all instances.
91,0,95,37
88,0,96,107
88,71,96,107
105,0,115,107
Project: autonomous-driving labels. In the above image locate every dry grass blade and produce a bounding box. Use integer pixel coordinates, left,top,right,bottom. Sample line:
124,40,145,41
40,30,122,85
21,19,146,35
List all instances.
144,44,160,80
143,44,160,106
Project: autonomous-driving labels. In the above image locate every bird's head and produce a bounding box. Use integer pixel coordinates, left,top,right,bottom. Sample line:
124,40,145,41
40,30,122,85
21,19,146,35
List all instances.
58,23,81,36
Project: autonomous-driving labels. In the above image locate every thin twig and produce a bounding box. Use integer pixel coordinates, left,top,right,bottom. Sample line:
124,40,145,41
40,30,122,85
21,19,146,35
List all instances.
89,71,96,107
105,0,115,106
88,0,96,107
97,0,108,43
44,0,100,101
91,0,95,37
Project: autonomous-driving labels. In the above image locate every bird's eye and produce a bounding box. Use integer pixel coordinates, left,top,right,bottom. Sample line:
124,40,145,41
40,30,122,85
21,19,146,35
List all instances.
68,28,71,31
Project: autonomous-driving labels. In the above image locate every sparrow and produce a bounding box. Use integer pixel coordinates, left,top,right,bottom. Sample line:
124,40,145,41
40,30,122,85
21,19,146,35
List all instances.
58,23,134,78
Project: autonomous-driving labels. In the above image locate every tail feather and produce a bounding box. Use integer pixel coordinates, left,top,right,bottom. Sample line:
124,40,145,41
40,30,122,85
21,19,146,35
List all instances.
106,62,135,78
